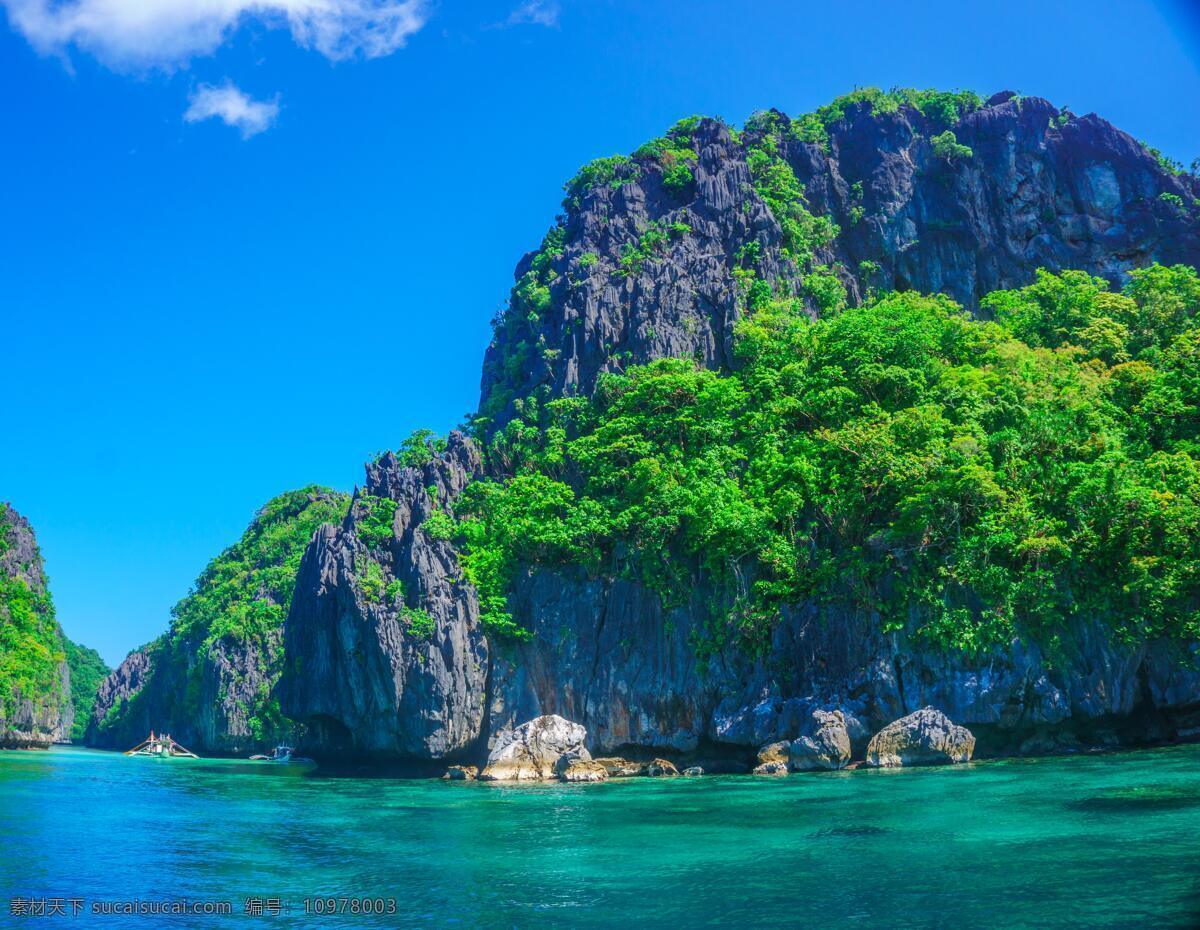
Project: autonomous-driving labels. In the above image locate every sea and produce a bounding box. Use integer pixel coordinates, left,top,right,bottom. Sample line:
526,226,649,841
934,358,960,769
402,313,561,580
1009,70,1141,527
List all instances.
2,744,1199,927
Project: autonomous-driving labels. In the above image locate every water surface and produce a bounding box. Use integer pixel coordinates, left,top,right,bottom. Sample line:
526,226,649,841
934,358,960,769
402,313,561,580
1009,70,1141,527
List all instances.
2,745,1199,926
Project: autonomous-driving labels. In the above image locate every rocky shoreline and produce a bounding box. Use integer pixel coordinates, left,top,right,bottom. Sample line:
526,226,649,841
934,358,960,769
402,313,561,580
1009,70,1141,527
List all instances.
426,706,1197,784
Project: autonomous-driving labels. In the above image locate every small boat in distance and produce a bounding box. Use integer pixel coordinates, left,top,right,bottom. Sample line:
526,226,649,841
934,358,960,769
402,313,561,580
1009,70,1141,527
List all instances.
124,731,199,759
249,745,315,765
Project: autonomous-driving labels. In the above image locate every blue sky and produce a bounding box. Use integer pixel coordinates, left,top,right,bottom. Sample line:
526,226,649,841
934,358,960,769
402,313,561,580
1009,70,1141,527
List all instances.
2,0,1198,667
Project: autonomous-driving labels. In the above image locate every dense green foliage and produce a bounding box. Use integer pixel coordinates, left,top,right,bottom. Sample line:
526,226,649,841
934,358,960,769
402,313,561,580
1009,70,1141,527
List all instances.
931,130,973,162
790,87,983,147
400,606,435,639
634,116,702,197
0,507,65,726
467,91,1198,657
380,428,448,468
356,494,399,550
170,488,349,648
563,155,637,209
63,638,108,741
422,508,456,541
0,575,63,721
456,266,1200,656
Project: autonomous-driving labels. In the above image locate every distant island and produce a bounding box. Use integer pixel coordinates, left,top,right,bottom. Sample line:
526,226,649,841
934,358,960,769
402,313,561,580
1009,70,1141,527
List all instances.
7,88,1200,777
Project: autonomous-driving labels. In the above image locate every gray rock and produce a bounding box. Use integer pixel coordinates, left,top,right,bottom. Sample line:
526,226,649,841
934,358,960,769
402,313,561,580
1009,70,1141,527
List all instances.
279,433,489,760
866,707,976,767
646,758,680,777
479,714,588,781
556,753,609,782
594,757,647,777
789,709,852,771
480,101,1200,431
756,740,790,765
753,760,789,776
682,766,705,776
85,647,153,747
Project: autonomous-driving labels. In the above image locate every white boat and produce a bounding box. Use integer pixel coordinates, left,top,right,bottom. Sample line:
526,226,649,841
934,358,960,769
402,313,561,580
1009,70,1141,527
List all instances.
124,731,199,759
250,745,314,765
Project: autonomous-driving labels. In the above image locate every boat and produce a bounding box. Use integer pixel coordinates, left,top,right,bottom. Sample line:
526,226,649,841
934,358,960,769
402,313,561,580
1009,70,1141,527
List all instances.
124,731,199,759
250,745,315,765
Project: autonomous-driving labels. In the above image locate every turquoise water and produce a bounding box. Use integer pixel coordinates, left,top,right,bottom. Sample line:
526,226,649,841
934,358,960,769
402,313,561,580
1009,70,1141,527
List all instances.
2,746,1199,927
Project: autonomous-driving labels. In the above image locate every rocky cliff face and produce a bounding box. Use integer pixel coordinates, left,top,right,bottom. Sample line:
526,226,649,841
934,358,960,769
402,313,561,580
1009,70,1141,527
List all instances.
479,117,800,424
0,503,72,748
492,570,1200,756
85,630,291,754
279,434,488,761
279,90,1200,764
782,91,1200,307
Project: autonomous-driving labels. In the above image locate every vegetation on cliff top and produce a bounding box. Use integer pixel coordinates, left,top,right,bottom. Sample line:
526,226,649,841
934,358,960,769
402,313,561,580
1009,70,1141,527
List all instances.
169,487,349,649
456,264,1200,656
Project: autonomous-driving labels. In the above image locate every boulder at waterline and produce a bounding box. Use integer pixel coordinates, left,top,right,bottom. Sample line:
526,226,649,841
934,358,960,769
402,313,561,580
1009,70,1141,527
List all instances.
753,760,789,776
556,753,609,782
595,757,647,777
443,765,478,780
790,709,852,771
756,741,790,765
479,714,589,781
865,707,975,767
646,758,680,777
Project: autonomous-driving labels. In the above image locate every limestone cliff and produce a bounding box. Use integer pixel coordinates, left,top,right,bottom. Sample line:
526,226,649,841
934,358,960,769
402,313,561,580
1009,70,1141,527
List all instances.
276,89,1200,763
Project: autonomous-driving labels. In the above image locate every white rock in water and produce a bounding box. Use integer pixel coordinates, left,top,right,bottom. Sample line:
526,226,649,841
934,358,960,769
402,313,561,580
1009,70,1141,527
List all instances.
480,715,589,781
865,707,975,767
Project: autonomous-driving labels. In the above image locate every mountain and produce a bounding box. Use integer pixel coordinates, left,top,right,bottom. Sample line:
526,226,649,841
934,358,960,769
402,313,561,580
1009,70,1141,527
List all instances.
63,638,108,742
477,89,1199,431
274,88,1200,766
86,487,348,754
0,503,72,748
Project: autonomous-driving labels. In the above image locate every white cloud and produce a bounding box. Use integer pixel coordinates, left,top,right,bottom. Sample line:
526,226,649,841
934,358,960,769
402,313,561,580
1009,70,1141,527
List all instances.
1,0,429,68
185,82,279,138
507,0,559,27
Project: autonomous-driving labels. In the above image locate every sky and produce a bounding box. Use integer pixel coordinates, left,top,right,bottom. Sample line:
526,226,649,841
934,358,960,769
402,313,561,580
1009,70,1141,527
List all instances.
1,0,1198,667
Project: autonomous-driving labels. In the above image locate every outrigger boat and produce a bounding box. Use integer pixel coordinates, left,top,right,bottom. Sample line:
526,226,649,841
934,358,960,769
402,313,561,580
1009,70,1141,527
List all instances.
249,745,314,764
124,731,199,759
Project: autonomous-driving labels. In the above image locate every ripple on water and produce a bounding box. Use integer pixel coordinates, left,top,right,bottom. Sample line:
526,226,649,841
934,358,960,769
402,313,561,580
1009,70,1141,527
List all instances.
812,824,890,838
1067,785,1200,814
